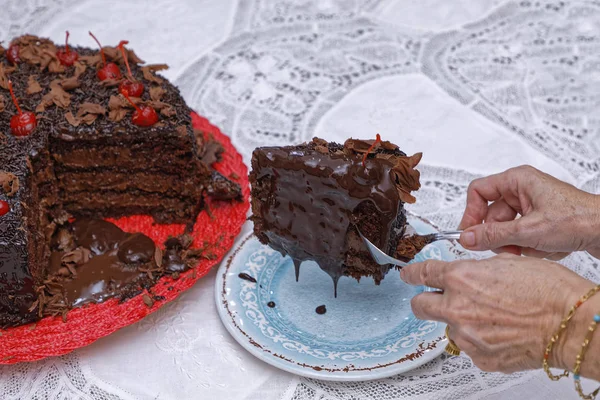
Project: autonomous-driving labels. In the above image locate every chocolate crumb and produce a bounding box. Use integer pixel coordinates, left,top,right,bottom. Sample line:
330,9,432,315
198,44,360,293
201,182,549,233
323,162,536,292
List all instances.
267,301,276,308
238,273,257,283
142,294,154,308
316,305,327,315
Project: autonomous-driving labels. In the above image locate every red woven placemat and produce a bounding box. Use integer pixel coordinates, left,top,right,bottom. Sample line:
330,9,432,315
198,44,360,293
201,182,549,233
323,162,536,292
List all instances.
0,114,249,364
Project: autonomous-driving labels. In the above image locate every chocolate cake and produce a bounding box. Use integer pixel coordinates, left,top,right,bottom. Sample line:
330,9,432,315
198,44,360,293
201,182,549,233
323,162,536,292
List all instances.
250,137,421,294
0,34,241,328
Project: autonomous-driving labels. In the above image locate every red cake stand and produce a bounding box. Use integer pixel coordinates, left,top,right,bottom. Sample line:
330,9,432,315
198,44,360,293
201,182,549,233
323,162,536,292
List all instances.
0,114,249,364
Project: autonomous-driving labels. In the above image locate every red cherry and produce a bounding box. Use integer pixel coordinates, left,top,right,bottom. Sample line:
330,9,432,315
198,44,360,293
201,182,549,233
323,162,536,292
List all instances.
0,200,9,216
89,31,121,81
132,106,159,126
123,92,158,127
8,81,37,137
97,63,121,80
6,44,20,65
56,31,79,66
119,80,144,97
117,40,144,96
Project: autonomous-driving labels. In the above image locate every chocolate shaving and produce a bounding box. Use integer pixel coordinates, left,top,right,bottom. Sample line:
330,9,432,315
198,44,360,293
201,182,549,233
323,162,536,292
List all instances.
74,61,86,77
343,138,422,204
108,94,140,122
79,54,102,68
56,62,87,91
62,247,91,269
149,86,166,101
66,102,106,126
36,80,71,112
142,294,154,308
0,171,19,196
26,75,43,94
55,228,75,251
59,76,80,91
154,246,163,268
64,112,79,126
200,135,224,166
145,100,176,117
141,64,169,84
103,46,144,65
0,63,16,90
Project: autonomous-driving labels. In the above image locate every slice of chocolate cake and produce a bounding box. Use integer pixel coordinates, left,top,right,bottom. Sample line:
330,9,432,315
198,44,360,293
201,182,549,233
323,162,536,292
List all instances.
0,35,241,328
250,137,421,294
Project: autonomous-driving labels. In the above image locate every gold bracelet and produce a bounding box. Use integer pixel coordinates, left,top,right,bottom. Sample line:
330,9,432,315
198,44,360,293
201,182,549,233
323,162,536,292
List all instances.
572,312,600,399
543,285,600,381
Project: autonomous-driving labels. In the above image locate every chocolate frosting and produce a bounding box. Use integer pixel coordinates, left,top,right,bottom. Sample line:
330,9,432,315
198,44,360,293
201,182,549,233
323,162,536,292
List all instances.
41,219,200,315
250,137,421,291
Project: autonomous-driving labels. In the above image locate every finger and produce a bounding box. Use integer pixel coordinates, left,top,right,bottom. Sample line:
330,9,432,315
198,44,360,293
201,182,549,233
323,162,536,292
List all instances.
460,219,529,251
401,260,450,289
458,172,523,230
485,198,518,224
411,292,446,322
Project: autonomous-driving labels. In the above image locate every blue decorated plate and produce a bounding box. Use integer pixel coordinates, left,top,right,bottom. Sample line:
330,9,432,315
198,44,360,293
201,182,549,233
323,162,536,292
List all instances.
216,214,463,381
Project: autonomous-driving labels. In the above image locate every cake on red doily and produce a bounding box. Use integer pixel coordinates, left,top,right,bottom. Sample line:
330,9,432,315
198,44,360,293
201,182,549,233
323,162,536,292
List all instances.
0,34,241,328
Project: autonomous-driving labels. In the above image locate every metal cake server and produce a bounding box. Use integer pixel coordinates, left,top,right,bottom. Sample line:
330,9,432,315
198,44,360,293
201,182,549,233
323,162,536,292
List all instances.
358,230,463,268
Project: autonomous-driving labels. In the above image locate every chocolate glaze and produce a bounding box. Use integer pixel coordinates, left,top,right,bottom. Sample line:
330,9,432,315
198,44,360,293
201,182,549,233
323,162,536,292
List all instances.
42,219,198,313
315,305,327,315
238,273,257,283
250,138,421,291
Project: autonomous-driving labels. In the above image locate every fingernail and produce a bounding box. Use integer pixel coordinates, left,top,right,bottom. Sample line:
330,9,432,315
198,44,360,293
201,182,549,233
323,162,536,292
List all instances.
461,231,476,247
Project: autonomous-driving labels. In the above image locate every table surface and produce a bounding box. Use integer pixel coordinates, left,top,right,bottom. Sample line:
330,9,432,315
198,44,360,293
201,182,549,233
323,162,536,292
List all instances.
1,0,600,399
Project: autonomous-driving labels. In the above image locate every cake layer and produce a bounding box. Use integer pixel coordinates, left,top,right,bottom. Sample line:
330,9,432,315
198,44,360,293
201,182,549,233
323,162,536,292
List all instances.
56,170,202,197
62,190,198,223
52,146,195,171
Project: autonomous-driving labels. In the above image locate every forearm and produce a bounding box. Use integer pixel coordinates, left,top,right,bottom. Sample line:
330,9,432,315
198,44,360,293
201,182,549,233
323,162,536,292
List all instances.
554,289,600,380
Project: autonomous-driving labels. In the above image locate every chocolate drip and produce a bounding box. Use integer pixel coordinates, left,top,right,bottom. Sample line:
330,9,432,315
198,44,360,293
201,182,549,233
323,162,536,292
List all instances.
238,273,257,283
293,259,301,282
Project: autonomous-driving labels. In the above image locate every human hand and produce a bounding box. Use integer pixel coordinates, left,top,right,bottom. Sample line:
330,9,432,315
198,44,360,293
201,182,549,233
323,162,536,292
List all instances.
458,165,600,260
401,254,595,373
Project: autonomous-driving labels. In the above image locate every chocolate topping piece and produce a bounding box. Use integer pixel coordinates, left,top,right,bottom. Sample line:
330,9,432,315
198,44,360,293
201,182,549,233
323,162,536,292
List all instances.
26,75,43,94
141,64,168,84
0,171,19,196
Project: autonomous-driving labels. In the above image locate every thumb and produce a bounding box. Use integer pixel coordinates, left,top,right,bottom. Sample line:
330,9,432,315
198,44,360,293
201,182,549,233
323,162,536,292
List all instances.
460,220,524,251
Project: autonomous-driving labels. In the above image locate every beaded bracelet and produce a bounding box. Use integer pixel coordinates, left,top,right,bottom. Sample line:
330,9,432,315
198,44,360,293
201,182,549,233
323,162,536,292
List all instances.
572,313,600,400
543,285,600,381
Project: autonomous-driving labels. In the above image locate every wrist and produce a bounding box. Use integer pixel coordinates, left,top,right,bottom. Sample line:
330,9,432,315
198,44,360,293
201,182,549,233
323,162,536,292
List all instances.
552,281,599,372
582,194,600,257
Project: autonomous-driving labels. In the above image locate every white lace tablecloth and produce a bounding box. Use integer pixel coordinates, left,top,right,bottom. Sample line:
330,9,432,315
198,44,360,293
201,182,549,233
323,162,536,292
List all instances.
1,0,600,399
